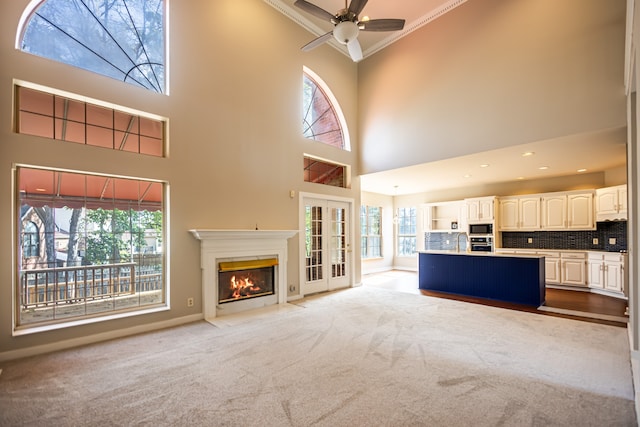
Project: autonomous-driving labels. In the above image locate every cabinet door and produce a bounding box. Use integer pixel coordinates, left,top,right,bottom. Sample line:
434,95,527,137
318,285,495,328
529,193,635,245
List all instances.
542,195,566,229
596,188,618,215
562,259,586,286
544,258,561,284
519,197,541,229
567,193,594,229
479,199,494,221
618,186,627,215
499,199,518,230
605,262,623,293
587,260,604,289
467,201,480,222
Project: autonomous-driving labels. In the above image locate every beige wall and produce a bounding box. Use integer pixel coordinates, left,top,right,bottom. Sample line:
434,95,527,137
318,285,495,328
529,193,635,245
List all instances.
357,0,627,175
0,0,360,355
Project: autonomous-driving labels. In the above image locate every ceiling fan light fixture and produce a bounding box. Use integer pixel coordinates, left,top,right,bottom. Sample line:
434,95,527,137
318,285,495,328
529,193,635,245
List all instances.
333,21,359,44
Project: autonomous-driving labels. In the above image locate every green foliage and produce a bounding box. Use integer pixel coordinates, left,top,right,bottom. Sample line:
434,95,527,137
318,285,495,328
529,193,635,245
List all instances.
84,208,162,265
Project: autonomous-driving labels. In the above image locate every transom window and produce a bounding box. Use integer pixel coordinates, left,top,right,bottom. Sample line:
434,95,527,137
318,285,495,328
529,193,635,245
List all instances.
19,0,165,93
302,68,349,150
16,84,165,157
397,207,417,256
361,206,381,258
16,166,165,329
304,155,348,188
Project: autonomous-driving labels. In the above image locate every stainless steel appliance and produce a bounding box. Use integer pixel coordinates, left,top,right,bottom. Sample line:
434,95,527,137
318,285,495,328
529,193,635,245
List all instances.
469,223,493,235
470,236,493,252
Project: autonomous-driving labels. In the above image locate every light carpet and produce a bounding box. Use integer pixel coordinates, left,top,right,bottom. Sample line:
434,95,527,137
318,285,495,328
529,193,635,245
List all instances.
0,286,636,426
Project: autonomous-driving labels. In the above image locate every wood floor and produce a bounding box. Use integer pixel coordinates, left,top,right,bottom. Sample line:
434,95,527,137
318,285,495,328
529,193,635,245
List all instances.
362,270,628,327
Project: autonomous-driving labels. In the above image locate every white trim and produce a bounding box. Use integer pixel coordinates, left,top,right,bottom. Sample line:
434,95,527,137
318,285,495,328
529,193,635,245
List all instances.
1,313,203,363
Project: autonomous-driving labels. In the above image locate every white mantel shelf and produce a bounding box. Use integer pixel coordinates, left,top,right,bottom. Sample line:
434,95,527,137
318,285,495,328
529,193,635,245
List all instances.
190,229,298,322
190,229,298,241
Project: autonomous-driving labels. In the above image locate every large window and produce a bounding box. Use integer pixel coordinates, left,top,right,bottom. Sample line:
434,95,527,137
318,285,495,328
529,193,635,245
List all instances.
302,68,349,150
16,84,165,156
19,0,165,93
16,166,165,329
361,206,381,258
397,207,417,256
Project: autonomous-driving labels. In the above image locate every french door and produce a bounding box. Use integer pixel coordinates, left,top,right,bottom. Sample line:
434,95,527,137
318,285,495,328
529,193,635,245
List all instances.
302,197,351,295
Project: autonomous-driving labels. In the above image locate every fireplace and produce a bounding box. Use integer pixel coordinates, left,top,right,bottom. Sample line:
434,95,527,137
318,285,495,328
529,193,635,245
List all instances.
218,259,277,304
190,229,297,322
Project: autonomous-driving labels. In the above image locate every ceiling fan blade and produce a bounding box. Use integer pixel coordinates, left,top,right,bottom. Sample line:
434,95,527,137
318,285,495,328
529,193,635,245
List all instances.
360,18,406,32
301,31,333,51
348,0,368,16
347,39,363,62
293,0,335,22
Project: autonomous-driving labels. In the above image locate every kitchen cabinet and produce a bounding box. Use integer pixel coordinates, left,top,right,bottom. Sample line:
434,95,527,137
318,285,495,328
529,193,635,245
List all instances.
588,252,626,295
465,197,496,223
499,196,540,231
541,192,595,230
538,251,561,284
596,185,627,221
561,252,587,287
541,195,567,230
567,192,594,229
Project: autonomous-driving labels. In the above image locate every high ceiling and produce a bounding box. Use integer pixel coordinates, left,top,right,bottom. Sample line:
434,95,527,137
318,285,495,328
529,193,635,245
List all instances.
265,0,467,59
266,0,628,196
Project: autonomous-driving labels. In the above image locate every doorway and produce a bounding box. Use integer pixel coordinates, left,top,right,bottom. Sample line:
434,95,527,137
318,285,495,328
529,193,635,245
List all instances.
301,196,352,295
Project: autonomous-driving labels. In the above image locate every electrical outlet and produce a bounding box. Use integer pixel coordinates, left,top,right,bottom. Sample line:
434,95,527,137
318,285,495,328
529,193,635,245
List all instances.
527,238,533,244
187,297,194,307
593,238,598,245
609,238,617,245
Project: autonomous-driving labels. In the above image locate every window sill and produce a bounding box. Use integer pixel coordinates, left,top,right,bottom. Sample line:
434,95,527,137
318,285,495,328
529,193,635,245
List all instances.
13,304,169,337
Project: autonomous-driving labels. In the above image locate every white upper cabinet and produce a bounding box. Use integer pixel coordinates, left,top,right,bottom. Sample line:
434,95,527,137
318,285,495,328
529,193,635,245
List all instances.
423,201,464,232
567,192,595,229
541,194,567,229
596,185,627,221
498,196,540,230
465,196,496,223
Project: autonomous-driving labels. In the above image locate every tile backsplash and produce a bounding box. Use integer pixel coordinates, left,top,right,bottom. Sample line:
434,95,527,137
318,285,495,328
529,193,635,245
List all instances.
425,232,469,251
501,221,627,252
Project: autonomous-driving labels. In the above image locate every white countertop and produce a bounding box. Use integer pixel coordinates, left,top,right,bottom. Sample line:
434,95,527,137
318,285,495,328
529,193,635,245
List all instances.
419,250,544,258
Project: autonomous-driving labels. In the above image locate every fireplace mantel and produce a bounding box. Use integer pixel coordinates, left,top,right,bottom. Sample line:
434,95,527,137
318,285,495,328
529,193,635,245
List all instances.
190,229,297,322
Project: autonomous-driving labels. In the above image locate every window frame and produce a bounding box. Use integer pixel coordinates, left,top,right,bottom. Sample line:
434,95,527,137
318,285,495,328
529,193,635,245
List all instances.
360,205,382,259
396,206,417,257
13,165,168,336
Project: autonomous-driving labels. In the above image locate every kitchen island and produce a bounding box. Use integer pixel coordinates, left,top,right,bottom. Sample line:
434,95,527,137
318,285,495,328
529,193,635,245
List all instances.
418,251,545,306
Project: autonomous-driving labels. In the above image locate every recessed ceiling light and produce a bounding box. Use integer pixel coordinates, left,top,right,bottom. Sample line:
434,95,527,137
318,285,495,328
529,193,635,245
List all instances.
538,166,549,170
577,168,587,173
517,177,525,180
522,151,535,157
463,174,472,178
480,164,490,168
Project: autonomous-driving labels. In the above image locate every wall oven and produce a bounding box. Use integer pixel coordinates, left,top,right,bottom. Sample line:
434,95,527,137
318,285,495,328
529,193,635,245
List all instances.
469,223,493,235
470,236,493,252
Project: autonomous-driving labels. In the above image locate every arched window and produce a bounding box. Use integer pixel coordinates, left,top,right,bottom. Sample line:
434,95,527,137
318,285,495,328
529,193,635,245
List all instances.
302,67,350,151
18,0,165,93
23,221,40,258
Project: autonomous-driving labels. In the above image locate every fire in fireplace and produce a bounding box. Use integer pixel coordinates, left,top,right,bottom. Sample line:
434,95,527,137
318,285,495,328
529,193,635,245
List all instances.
218,258,277,304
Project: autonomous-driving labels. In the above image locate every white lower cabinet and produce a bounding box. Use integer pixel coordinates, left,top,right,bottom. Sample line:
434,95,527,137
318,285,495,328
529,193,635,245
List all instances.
538,251,560,284
560,252,587,287
588,252,626,294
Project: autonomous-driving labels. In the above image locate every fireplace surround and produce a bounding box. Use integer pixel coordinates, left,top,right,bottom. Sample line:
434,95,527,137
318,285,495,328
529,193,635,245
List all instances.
190,229,297,322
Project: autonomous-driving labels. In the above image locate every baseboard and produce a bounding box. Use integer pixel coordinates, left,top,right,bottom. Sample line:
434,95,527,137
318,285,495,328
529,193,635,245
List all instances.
0,313,204,363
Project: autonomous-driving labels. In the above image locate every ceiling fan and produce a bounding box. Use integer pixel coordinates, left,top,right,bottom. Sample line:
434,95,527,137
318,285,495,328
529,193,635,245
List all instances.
294,0,406,62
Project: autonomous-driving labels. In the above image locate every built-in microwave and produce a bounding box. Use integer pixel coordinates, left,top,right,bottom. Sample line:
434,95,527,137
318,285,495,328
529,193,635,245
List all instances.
469,223,493,235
